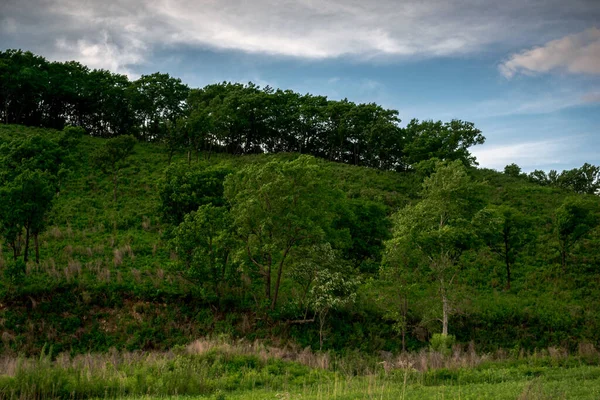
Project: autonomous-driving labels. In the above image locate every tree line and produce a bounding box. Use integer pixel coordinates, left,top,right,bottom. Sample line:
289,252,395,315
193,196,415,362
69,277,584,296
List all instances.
505,163,600,195
1,49,484,171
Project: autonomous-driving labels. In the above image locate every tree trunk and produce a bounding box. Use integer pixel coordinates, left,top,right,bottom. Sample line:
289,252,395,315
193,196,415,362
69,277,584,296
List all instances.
265,256,272,303
11,241,18,261
23,227,30,263
441,290,449,336
402,295,407,352
319,309,328,351
34,233,40,264
271,246,291,310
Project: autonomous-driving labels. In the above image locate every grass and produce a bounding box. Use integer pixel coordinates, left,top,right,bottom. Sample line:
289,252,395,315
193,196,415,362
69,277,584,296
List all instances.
1,339,600,399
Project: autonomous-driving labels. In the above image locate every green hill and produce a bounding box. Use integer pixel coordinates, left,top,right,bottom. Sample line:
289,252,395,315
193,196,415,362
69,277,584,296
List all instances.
0,123,599,357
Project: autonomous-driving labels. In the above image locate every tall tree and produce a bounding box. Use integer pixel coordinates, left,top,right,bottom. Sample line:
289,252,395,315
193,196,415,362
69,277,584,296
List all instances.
555,198,598,272
0,133,76,262
224,155,345,310
403,119,485,168
385,160,484,336
474,205,534,290
171,204,234,297
128,72,189,141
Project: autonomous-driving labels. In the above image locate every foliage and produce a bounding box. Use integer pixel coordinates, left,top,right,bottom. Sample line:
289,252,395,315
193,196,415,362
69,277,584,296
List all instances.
91,134,137,201
473,205,535,290
385,160,486,336
224,155,348,310
555,197,599,271
429,333,456,355
159,162,232,225
309,267,360,350
171,205,235,297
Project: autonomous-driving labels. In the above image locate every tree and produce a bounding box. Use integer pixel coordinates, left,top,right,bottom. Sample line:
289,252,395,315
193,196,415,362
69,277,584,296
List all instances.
403,119,485,168
158,162,232,226
171,205,234,297
308,268,359,350
385,160,484,336
224,155,345,310
92,135,137,201
128,72,189,141
504,164,522,178
555,198,598,272
474,205,534,290
0,133,76,262
557,163,600,195
0,170,54,263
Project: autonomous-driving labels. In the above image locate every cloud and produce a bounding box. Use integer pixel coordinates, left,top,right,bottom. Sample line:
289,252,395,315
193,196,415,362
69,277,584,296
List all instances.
471,136,586,171
1,0,599,73
54,32,147,77
500,27,600,78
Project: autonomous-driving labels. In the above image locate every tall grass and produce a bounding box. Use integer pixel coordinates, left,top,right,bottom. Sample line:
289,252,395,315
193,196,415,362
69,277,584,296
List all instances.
1,339,600,399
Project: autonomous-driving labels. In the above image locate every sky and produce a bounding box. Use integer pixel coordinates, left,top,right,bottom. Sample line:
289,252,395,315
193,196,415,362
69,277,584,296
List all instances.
1,0,599,172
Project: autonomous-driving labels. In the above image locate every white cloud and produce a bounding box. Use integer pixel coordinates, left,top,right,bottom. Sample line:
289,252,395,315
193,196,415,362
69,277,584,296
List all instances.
471,137,583,171
2,0,598,73
54,32,146,77
500,27,600,78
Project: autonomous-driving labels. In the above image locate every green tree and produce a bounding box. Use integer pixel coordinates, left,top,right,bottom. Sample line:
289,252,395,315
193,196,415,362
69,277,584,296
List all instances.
385,160,484,336
557,163,600,195
474,205,534,290
224,155,345,310
92,135,137,201
128,72,189,141
403,119,485,168
504,163,522,178
0,133,75,262
159,162,232,226
171,205,234,297
308,268,359,350
0,170,54,263
555,198,598,272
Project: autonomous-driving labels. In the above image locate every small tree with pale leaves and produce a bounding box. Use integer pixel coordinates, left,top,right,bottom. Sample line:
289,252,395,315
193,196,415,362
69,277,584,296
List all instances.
309,268,359,350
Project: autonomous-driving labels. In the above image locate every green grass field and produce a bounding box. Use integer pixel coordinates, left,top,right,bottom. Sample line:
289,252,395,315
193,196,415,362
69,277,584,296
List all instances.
2,339,600,399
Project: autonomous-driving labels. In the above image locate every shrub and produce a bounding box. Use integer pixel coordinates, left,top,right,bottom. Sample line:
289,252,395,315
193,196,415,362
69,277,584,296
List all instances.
430,333,456,355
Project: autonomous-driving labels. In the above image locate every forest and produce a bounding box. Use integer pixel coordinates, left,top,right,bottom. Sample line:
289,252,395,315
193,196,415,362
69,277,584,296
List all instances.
1,49,600,398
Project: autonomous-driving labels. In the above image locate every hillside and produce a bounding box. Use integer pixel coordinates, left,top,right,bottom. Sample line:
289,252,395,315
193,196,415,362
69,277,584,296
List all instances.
0,123,599,358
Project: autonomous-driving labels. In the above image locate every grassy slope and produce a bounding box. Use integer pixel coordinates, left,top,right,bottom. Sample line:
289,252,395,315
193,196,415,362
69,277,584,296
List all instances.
0,124,599,356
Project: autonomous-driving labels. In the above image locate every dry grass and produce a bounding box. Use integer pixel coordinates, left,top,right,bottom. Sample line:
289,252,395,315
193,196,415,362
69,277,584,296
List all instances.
113,245,134,266
98,267,111,283
48,226,63,239
131,268,142,283
64,259,82,281
142,215,151,231
186,337,331,370
63,244,73,257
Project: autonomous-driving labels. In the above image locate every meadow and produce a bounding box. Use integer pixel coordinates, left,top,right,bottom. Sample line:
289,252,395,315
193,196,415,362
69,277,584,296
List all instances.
2,338,600,399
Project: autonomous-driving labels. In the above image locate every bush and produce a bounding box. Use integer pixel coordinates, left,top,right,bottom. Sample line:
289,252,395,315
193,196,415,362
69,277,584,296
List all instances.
430,333,456,355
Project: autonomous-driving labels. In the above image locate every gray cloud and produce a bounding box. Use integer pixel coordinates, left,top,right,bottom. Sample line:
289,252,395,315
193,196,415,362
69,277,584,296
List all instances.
1,0,599,73
500,28,600,78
